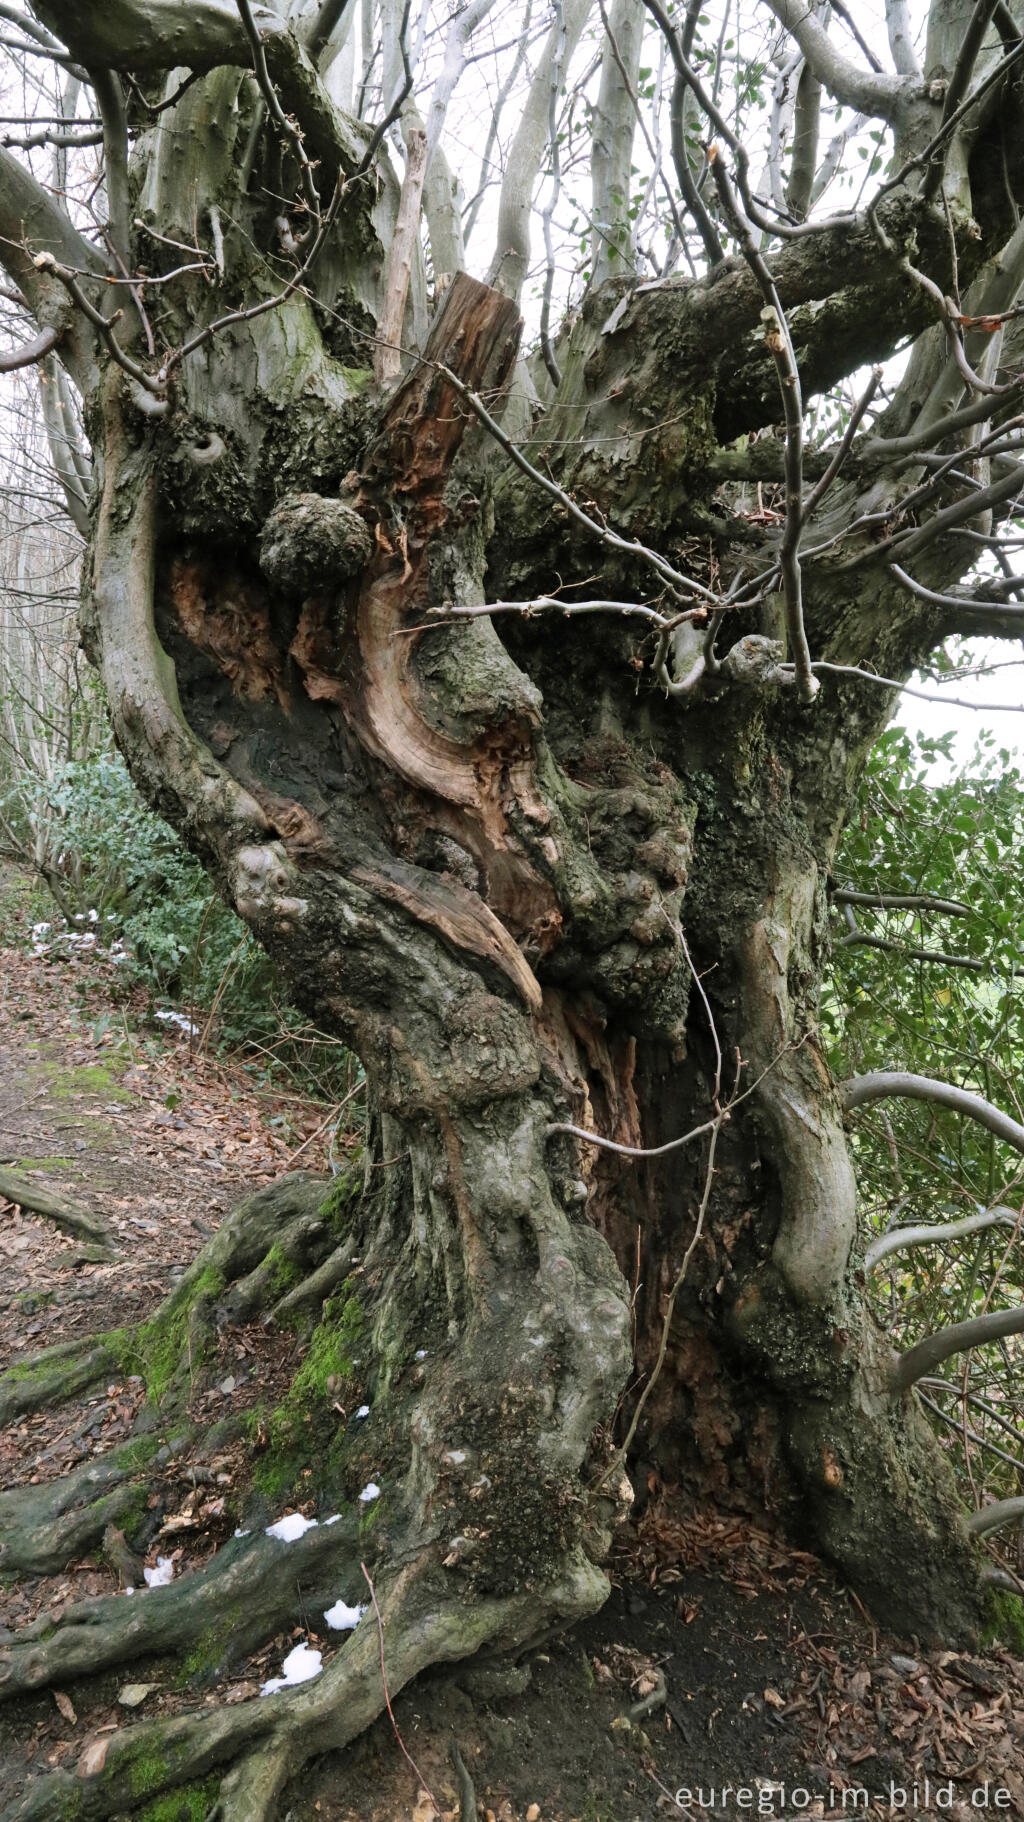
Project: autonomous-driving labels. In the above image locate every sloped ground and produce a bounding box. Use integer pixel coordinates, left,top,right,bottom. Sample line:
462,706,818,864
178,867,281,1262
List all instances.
0,930,1022,1821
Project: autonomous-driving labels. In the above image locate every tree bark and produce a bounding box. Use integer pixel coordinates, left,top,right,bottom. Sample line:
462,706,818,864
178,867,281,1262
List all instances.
3,18,1021,1812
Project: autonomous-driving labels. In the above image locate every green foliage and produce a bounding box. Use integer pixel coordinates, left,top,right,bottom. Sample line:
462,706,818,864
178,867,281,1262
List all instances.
9,749,360,1100
31,751,264,1004
827,725,1024,1514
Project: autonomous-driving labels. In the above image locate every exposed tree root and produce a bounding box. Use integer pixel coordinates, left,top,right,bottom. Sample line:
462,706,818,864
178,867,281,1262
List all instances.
269,1237,357,1322
0,1511,361,1699
0,1165,113,1250
0,1336,120,1429
450,1738,477,1822
0,1451,144,1575
0,1553,606,1822
0,1089,632,1822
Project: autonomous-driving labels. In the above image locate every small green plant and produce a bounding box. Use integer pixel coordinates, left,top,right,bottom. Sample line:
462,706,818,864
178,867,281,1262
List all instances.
9,751,361,1100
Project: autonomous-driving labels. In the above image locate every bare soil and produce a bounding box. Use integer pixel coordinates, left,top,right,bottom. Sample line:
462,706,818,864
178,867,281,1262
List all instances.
0,927,1022,1822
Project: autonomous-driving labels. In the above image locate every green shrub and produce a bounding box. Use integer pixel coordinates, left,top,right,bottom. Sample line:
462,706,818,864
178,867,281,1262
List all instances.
13,751,361,1103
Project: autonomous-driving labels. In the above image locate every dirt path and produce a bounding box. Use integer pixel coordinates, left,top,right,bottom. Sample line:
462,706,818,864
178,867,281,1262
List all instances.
0,941,335,1363
1,941,1023,1822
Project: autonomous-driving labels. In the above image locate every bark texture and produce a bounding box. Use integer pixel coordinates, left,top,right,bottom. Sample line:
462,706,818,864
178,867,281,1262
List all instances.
2,11,1022,1815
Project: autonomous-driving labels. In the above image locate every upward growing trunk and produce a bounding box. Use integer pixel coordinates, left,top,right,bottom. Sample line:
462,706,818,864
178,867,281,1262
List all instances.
0,30,1012,1818
81,227,980,1645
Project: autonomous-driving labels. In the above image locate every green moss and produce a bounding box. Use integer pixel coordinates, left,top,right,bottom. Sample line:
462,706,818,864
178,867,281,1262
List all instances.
2,1357,53,1386
981,1588,1024,1651
9,1155,75,1173
110,1265,224,1404
178,1624,226,1686
251,1443,305,1503
8,1289,55,1313
114,1433,162,1472
136,1776,220,1821
319,1165,363,1233
294,1293,363,1395
264,1242,302,1300
248,1289,364,1501
127,1751,171,1799
113,1480,151,1544
38,1058,133,1104
358,1495,383,1539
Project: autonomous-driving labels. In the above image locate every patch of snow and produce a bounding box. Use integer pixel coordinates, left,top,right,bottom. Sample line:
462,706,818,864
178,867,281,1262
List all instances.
265,1512,318,1542
155,1009,199,1036
323,1514,342,1526
323,1599,365,1631
143,1557,174,1588
355,1404,370,1418
414,1349,427,1360
30,922,50,938
444,1450,467,1466
124,1586,134,1595
233,1528,250,1538
358,1482,380,1504
259,1641,323,1696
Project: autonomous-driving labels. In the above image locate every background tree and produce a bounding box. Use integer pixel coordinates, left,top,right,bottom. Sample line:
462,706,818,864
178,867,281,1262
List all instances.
3,0,1024,1814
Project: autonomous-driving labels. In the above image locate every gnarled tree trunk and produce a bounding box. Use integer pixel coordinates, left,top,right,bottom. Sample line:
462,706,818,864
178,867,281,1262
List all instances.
3,1,1024,1813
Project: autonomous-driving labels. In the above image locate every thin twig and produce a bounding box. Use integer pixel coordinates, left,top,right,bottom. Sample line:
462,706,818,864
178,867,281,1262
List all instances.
706,147,817,703
236,0,322,228
30,252,165,396
361,1563,441,1813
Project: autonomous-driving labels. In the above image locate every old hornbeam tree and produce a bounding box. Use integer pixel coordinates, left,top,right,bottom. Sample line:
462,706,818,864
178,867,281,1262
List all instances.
3,0,1024,1812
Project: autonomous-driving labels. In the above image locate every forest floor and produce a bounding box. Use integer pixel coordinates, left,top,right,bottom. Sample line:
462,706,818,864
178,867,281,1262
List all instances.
1,908,1023,1821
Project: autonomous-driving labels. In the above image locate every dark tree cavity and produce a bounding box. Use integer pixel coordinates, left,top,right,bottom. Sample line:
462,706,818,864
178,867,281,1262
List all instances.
2,0,1024,1814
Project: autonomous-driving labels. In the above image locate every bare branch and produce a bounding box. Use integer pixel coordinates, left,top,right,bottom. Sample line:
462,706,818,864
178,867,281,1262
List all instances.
706,148,817,704
421,596,697,631
889,560,1024,620
375,127,428,386
834,887,970,914
90,67,131,271
486,0,594,303
31,251,164,396
838,927,995,972
303,0,354,65
798,659,1024,710
801,366,881,521
592,0,643,286
786,59,821,222
236,0,322,228
0,322,60,369
28,0,266,73
0,145,103,304
967,1497,1024,1537
885,0,920,75
895,1305,1024,1392
538,0,567,387
763,0,906,119
866,1206,1021,1272
842,1072,1024,1155
546,1113,719,1159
